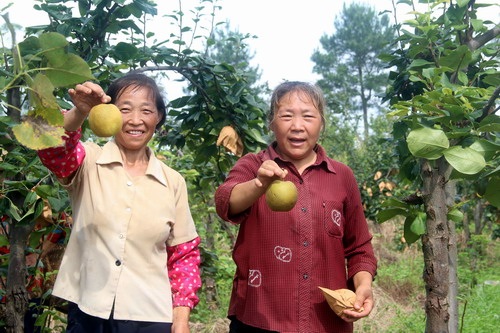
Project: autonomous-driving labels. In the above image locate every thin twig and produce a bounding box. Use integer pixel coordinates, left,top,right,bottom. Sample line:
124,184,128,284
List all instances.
460,299,467,333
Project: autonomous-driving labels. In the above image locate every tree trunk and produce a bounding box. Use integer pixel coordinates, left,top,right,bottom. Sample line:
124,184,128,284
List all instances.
421,158,451,333
357,66,369,141
473,201,483,235
445,181,458,333
203,211,218,311
463,212,471,246
5,219,35,333
5,84,31,333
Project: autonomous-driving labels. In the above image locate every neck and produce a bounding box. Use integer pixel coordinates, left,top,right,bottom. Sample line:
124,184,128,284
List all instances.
275,145,317,175
117,143,150,167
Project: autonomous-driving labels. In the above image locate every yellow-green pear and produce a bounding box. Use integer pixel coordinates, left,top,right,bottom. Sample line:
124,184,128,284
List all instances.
265,180,298,212
88,104,122,137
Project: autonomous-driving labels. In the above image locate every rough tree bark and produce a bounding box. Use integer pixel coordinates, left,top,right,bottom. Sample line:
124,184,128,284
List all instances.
4,201,37,333
421,158,452,333
445,180,458,333
4,84,35,333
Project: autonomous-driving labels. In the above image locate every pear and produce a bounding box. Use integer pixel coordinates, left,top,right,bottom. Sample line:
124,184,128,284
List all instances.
265,180,298,212
88,104,122,137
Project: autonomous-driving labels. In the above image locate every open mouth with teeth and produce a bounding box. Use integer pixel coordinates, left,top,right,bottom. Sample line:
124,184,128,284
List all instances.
127,130,145,135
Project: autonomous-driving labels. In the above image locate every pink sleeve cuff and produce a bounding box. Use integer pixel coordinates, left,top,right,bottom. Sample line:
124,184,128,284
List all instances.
167,237,202,309
37,129,85,178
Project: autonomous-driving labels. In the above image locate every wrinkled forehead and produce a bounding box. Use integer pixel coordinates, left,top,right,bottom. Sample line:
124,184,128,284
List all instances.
117,84,155,101
277,90,320,111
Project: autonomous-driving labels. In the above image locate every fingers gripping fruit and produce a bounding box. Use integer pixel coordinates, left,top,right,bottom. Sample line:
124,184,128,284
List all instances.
88,104,122,137
265,180,298,212
319,287,364,317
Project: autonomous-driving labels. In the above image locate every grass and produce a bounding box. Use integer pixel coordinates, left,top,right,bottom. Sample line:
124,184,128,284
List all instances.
354,221,499,333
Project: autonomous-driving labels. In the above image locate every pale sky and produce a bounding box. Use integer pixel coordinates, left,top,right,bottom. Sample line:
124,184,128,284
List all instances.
5,0,499,98
5,1,397,90
215,0,396,89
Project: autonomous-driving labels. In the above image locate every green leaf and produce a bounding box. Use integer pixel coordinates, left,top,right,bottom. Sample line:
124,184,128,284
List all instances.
447,208,463,223
24,191,38,208
47,196,70,213
403,216,420,245
409,59,434,68
30,74,63,126
456,0,470,7
35,185,56,198
484,177,500,208
410,212,427,235
30,73,58,110
39,32,69,67
482,73,500,86
444,146,486,175
376,208,408,223
0,235,8,247
407,127,449,160
45,54,95,87
469,139,500,161
470,19,484,31
478,114,500,133
114,42,138,61
381,197,411,209
7,198,22,221
457,71,468,85
440,45,472,72
12,119,64,150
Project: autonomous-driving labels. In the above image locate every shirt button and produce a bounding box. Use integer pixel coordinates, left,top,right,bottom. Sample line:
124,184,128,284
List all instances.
301,207,307,212
303,241,309,247
299,179,303,184
115,260,121,266
126,207,131,212
119,234,124,239
303,274,309,280
126,181,133,186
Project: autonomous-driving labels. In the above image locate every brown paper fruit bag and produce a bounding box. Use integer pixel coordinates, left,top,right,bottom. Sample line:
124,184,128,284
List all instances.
318,287,363,316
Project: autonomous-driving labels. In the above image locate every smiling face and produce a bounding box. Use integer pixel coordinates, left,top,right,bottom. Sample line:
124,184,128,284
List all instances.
114,85,160,152
270,90,323,167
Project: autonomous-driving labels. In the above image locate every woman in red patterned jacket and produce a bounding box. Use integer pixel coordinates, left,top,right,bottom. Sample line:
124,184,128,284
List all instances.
215,81,377,333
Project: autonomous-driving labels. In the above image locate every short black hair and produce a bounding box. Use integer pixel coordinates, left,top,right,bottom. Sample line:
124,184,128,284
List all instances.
107,73,166,129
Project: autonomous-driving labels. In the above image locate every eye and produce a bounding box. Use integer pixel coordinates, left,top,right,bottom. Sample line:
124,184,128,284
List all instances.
120,107,131,113
278,114,292,120
303,113,318,120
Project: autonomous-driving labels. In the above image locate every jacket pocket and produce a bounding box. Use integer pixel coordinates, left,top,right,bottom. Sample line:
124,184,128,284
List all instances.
323,200,344,238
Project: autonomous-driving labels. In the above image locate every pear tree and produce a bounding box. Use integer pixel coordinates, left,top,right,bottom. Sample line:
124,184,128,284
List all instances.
377,0,499,331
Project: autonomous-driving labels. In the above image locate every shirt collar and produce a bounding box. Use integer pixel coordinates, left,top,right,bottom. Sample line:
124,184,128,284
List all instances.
96,140,168,187
265,142,336,174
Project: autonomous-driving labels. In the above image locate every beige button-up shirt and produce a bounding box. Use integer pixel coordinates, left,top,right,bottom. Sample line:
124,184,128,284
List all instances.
52,140,198,322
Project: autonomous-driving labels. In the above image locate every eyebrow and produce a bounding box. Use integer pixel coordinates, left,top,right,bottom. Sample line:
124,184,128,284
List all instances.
117,100,156,107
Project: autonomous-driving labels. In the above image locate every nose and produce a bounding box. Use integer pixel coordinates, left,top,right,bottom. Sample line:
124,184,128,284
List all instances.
127,110,143,125
290,115,304,130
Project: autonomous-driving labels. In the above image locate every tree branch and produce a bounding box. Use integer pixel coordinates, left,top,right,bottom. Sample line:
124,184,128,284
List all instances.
477,85,500,122
466,26,500,50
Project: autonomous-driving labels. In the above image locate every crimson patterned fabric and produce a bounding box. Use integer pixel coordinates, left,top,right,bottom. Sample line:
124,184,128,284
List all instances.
215,143,377,333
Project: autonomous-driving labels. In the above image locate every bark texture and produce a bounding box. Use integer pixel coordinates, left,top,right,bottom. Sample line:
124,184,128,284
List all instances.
421,158,451,333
